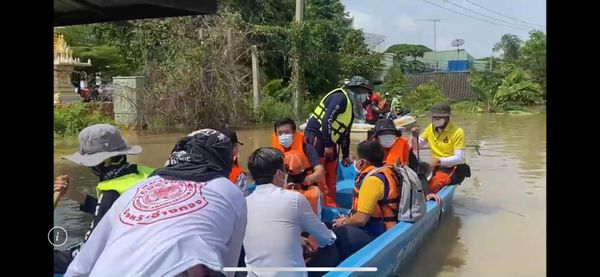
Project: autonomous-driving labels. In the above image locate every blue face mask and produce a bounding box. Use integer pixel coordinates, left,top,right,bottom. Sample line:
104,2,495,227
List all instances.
278,134,293,148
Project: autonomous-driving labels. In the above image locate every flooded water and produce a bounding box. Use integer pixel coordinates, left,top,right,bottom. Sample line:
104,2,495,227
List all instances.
53,113,546,277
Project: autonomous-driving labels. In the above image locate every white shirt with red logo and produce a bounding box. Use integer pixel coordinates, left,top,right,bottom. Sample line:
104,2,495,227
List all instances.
65,176,247,277
244,183,336,277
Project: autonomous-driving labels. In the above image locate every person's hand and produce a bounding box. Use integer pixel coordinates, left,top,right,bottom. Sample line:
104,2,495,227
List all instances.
410,126,420,137
55,175,86,204
342,156,354,166
300,237,314,255
426,193,441,204
54,175,72,199
332,216,348,228
430,158,441,168
324,147,336,160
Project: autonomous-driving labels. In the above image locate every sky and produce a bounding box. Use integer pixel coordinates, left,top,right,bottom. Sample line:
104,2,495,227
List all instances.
342,0,546,58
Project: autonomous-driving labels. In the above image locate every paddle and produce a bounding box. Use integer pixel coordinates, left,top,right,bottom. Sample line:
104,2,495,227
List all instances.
53,175,69,209
413,141,485,156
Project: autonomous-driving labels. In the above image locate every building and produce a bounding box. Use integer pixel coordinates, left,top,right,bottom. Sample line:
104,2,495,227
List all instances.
408,49,483,72
363,32,386,53
408,72,478,101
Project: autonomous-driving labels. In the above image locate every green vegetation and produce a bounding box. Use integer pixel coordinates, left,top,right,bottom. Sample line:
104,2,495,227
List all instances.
403,81,447,115
54,104,114,138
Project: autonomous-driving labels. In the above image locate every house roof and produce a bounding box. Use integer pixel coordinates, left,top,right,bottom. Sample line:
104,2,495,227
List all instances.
54,0,217,26
408,72,479,101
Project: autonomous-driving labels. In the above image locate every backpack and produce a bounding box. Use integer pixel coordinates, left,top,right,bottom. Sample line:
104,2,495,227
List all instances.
364,165,427,223
390,165,427,223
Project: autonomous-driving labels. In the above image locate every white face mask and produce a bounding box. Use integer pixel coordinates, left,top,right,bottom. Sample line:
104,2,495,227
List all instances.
378,135,397,148
353,159,366,173
433,118,446,128
278,134,293,148
276,169,288,186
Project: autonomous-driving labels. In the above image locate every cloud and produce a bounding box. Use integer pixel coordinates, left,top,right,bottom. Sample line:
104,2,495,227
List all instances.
396,15,417,32
347,10,383,34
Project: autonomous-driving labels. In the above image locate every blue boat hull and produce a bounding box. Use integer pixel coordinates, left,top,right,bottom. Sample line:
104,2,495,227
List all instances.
322,185,456,277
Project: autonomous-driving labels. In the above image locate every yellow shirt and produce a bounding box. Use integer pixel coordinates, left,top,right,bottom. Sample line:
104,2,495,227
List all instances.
421,122,465,159
356,175,385,215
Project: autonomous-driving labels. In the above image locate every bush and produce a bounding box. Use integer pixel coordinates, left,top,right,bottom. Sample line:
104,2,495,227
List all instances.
54,103,115,138
403,81,447,114
451,101,484,113
252,95,294,123
262,79,290,102
301,98,319,120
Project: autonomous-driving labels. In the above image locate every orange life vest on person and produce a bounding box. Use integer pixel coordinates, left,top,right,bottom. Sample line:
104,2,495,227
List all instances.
383,137,411,166
271,132,313,171
228,161,243,184
351,165,400,231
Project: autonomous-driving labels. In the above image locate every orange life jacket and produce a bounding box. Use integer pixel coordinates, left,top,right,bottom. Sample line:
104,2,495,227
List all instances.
228,161,243,184
271,132,313,172
383,137,411,166
429,166,458,194
352,165,400,231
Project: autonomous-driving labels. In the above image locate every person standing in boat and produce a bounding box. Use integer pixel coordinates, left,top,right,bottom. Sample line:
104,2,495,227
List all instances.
272,118,325,200
244,147,338,277
65,129,246,277
364,93,381,124
220,128,250,196
410,103,471,193
53,124,154,274
304,76,373,207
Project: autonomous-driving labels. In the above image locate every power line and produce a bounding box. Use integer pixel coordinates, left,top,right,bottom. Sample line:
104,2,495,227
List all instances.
441,0,535,29
421,0,530,31
464,0,545,29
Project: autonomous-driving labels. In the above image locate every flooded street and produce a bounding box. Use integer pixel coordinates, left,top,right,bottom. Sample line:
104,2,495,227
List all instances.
54,113,546,277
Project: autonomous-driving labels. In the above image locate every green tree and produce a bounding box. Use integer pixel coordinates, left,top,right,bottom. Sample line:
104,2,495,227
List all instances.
57,24,141,79
403,81,446,114
385,44,431,74
519,30,546,95
385,44,431,60
382,64,409,96
469,63,543,112
339,29,383,81
493,34,522,62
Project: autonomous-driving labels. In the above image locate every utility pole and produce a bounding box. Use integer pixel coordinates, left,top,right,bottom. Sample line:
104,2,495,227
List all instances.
417,19,442,71
291,0,304,120
252,45,259,111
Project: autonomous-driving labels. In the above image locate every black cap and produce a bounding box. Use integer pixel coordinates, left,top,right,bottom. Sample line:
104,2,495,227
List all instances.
219,129,244,145
371,118,401,139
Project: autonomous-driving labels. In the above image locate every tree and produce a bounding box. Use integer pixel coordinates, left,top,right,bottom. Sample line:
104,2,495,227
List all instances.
385,44,431,60
519,30,546,95
403,81,446,114
385,44,431,74
339,29,383,81
493,34,522,62
469,63,543,112
382,64,409,96
57,24,142,79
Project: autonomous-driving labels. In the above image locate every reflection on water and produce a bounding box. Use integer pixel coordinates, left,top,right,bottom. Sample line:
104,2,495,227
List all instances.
53,113,546,276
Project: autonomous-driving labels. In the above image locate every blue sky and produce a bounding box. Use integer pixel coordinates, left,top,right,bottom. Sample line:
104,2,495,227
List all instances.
341,0,546,58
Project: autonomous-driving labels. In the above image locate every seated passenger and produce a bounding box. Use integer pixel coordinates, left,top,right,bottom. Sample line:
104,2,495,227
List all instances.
331,141,400,260
284,151,324,218
244,147,338,276
271,118,326,200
